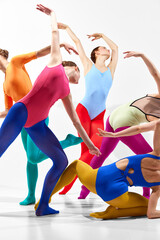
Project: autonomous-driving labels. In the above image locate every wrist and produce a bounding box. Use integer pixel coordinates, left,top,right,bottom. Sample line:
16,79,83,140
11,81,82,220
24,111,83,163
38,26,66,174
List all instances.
140,53,144,58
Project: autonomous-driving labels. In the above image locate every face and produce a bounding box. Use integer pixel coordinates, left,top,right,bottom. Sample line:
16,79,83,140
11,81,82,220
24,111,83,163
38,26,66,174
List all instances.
65,66,80,84
97,46,110,59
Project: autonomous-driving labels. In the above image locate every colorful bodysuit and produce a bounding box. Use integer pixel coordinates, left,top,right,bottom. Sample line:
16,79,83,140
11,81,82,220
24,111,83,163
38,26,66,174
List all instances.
20,64,70,128
80,64,112,120
96,153,160,201
80,95,158,199
3,52,37,109
60,64,113,194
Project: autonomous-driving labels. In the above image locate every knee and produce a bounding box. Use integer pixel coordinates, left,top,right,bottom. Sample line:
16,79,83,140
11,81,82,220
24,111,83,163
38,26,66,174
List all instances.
27,152,38,164
57,154,68,172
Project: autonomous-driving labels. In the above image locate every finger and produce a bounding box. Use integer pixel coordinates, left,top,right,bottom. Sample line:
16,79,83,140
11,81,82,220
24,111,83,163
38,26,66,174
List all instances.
72,50,79,55
123,51,130,54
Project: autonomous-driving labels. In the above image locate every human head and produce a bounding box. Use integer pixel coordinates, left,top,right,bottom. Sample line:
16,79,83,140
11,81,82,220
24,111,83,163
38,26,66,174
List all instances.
0,49,9,59
91,46,110,63
62,61,80,84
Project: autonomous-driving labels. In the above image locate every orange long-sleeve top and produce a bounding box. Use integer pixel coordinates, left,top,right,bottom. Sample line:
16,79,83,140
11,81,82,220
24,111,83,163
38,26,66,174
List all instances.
3,52,37,109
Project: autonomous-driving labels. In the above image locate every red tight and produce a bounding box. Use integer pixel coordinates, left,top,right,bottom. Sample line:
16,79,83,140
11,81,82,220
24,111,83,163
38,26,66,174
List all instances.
59,103,105,194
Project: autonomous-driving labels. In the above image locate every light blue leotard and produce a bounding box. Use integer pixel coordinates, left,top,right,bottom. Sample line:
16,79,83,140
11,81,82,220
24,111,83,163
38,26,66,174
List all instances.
80,65,112,120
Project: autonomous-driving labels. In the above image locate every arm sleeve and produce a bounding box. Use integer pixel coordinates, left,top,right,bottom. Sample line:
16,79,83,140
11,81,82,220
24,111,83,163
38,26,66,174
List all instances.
11,52,37,66
4,93,13,109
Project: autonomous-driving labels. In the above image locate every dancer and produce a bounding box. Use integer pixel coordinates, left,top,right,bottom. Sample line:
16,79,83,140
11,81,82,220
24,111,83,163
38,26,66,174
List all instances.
79,51,160,199
35,119,160,220
0,4,101,216
0,44,82,205
58,23,118,195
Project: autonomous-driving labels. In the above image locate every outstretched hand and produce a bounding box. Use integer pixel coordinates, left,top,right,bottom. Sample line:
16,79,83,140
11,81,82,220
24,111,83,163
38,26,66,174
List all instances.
61,43,79,55
58,23,68,30
87,33,103,41
36,4,53,15
89,146,101,156
97,128,115,138
123,51,142,59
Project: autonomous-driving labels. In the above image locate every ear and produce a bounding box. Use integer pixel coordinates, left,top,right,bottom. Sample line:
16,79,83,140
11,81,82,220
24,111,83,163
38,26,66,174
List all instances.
75,66,79,71
95,50,100,56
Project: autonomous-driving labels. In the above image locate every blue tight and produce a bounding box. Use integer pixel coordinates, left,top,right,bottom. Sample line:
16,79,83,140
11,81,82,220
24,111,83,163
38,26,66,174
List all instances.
0,102,68,216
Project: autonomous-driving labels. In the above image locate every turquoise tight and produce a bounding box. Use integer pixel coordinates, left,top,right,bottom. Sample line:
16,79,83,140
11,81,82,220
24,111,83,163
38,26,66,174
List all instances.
20,117,82,205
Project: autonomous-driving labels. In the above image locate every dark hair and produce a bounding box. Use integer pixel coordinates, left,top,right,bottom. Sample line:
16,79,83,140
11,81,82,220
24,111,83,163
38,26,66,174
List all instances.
0,49,9,59
90,46,100,63
62,61,80,72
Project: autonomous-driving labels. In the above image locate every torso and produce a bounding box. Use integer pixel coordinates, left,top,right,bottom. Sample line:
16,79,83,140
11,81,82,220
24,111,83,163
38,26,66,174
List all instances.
109,94,160,130
80,64,112,120
19,64,70,128
116,153,160,185
3,59,33,102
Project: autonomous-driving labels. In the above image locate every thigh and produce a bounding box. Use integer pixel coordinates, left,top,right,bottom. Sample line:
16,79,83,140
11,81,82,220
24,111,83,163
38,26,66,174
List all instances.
25,119,68,166
90,110,105,148
21,128,28,152
76,103,91,154
107,192,148,208
0,102,27,156
119,132,153,154
26,117,49,164
76,103,91,136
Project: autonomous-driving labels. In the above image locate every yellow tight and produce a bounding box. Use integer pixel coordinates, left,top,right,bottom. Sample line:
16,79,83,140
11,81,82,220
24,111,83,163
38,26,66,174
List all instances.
35,160,149,219
35,160,98,210
90,192,148,219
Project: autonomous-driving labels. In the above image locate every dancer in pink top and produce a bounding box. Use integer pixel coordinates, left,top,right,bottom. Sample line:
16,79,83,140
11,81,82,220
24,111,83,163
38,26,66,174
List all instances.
0,4,101,216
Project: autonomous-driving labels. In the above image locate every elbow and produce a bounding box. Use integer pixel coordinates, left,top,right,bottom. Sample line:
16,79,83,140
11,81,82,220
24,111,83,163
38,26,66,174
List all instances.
147,210,156,219
155,119,160,129
75,38,81,45
147,211,153,219
136,126,142,134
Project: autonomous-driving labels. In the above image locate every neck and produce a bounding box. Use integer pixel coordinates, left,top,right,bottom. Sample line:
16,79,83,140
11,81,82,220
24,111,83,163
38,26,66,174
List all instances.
95,56,107,67
0,57,9,73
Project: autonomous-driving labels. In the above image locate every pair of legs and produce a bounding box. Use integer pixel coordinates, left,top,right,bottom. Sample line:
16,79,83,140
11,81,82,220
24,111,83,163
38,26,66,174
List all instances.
20,118,82,205
79,117,152,199
35,160,148,219
59,103,105,195
0,102,68,216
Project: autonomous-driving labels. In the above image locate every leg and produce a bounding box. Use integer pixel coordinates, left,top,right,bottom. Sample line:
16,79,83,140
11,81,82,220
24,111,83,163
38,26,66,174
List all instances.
79,117,119,199
19,118,49,205
59,103,91,194
119,131,153,198
90,192,148,219
60,134,83,149
0,102,27,157
25,119,68,216
35,160,98,210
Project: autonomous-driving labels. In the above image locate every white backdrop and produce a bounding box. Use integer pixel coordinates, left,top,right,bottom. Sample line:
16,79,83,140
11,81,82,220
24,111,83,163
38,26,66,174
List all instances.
0,0,159,194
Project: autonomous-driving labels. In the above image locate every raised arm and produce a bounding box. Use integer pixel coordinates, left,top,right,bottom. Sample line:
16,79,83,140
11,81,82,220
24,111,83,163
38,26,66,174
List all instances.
87,33,118,78
124,51,160,94
58,23,92,75
61,93,101,156
147,186,160,219
36,43,78,58
97,120,158,138
36,4,62,67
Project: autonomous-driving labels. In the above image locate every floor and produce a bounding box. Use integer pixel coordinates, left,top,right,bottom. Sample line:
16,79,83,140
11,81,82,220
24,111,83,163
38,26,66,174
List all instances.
0,185,160,240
